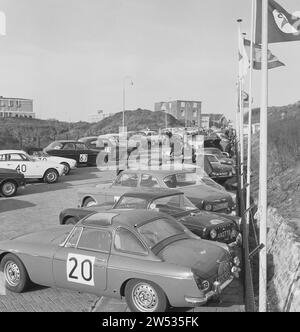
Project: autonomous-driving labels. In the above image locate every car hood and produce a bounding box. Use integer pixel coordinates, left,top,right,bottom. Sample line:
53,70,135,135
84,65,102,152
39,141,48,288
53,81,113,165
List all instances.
181,185,231,202
157,238,229,279
10,226,73,246
179,211,234,228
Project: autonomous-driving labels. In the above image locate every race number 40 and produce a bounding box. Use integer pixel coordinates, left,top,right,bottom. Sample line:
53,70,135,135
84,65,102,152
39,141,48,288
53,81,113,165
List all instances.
67,253,95,286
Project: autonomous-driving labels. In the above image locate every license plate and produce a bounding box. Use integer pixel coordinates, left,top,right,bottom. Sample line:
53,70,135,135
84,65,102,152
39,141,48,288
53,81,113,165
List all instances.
218,230,231,239
214,202,228,210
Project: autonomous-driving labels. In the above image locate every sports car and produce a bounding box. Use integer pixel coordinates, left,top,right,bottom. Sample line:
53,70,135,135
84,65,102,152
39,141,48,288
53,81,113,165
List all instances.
0,150,65,184
29,151,77,175
78,169,235,214
61,188,242,246
0,210,240,312
0,168,26,197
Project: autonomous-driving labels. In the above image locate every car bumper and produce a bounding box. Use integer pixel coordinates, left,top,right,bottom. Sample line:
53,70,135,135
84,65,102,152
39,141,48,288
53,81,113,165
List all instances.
185,277,234,306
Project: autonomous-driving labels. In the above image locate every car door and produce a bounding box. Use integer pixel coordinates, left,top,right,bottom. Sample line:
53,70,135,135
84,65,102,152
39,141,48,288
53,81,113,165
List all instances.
60,143,77,161
75,143,91,166
53,227,111,295
5,153,39,178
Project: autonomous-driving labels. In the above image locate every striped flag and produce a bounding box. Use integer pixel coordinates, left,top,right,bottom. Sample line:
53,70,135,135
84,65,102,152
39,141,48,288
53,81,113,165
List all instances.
244,39,285,70
0,11,6,36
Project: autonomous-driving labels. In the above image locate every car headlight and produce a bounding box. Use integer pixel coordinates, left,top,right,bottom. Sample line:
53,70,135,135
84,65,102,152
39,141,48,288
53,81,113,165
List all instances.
201,280,210,291
210,229,217,240
231,229,238,239
205,204,213,211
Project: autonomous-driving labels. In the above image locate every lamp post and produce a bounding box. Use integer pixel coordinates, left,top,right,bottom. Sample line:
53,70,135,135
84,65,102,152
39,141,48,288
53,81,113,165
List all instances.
161,103,168,130
122,76,134,132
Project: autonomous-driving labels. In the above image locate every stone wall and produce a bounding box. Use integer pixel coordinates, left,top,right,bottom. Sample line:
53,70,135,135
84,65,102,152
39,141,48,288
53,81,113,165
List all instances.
267,208,300,312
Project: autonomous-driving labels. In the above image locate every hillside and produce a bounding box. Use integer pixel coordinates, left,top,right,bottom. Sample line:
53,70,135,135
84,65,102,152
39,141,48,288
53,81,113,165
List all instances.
0,109,183,150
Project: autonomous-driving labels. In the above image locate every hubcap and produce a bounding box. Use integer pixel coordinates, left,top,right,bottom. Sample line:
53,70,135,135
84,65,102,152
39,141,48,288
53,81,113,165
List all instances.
47,172,57,182
2,183,15,196
132,283,158,312
4,261,21,287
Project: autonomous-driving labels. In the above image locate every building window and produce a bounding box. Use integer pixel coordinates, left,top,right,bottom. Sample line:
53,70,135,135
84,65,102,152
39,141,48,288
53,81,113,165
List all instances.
193,110,197,118
9,100,14,107
16,100,22,108
193,102,198,108
181,109,185,117
181,102,186,108
0,100,4,107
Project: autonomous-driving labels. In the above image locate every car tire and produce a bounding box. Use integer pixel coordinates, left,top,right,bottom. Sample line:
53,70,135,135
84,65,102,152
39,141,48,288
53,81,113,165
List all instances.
0,254,30,293
61,162,71,175
125,279,168,312
64,217,78,225
43,169,59,184
0,181,17,197
83,197,97,208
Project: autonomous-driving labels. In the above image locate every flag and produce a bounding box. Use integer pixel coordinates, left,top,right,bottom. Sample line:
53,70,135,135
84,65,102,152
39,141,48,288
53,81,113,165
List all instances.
256,0,300,44
238,29,249,80
0,11,6,36
244,39,285,69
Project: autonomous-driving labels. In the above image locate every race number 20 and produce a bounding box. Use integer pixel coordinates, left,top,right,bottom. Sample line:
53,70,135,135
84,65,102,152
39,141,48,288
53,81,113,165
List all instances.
67,254,95,286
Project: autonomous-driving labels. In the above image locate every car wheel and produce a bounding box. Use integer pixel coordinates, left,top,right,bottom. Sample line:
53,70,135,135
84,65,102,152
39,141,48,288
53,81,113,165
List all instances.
64,217,78,225
83,197,97,208
43,169,59,184
0,254,30,293
125,279,168,312
0,181,17,197
61,162,71,175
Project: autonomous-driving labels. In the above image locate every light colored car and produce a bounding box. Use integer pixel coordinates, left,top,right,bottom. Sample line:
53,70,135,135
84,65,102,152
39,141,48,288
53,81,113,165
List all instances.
0,210,240,312
0,150,65,184
30,151,77,175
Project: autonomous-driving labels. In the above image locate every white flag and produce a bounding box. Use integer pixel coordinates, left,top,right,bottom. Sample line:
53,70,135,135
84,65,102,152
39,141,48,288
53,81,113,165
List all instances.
238,28,249,80
0,11,6,36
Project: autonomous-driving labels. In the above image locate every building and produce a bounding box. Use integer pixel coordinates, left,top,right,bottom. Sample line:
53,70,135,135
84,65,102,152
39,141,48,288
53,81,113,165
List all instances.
0,96,35,119
201,113,229,129
88,110,111,123
155,100,202,127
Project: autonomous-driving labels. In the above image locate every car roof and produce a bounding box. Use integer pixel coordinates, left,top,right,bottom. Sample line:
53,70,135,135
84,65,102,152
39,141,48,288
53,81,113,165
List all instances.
79,209,169,228
0,150,26,154
119,188,184,201
121,168,195,177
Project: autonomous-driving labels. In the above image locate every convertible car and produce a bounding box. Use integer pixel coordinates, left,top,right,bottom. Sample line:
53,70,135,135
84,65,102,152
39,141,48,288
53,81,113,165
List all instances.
77,169,235,214
0,210,240,312
61,189,241,246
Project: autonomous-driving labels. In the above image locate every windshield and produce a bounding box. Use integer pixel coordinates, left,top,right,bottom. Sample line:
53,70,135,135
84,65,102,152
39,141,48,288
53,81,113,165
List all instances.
206,155,219,163
32,151,49,158
23,152,35,162
138,218,186,249
164,172,202,188
150,195,197,214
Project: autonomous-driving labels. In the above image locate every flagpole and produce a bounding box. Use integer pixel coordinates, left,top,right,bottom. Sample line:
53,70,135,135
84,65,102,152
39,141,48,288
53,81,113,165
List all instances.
259,0,268,313
246,0,256,236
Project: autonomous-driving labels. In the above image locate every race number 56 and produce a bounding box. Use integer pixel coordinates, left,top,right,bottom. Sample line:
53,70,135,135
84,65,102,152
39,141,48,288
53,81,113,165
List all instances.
67,253,95,286
79,154,88,163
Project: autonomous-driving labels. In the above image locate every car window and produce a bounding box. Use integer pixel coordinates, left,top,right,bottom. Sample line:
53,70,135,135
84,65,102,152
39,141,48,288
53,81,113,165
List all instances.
77,228,111,252
141,174,160,188
65,227,83,248
49,143,63,150
63,143,76,150
0,154,5,161
115,197,147,209
114,173,139,187
76,143,88,151
7,154,26,162
114,228,148,255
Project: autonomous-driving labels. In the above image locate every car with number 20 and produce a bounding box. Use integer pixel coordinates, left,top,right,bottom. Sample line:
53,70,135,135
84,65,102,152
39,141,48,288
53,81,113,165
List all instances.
0,150,65,184
0,210,240,312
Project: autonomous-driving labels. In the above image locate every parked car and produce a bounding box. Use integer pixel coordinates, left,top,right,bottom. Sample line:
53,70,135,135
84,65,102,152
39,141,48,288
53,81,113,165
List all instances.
44,141,99,167
0,210,240,312
78,137,99,150
204,148,234,166
60,188,241,246
28,150,77,175
0,150,65,184
0,168,26,197
78,169,235,214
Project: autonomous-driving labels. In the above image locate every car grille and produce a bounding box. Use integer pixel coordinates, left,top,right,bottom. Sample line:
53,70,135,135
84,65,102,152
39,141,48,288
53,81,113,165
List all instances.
217,260,232,285
213,202,229,211
215,224,232,239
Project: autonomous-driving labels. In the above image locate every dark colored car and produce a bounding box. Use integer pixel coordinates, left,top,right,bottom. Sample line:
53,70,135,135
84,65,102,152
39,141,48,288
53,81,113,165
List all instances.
44,141,99,167
0,168,26,197
204,148,234,166
60,188,241,246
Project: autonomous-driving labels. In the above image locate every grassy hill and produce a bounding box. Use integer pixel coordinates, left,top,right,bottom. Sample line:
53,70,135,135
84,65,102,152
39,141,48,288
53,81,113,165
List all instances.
0,109,183,150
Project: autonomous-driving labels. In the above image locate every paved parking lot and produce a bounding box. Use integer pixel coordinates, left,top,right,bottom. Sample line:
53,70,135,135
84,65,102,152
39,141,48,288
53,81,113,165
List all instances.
0,167,244,312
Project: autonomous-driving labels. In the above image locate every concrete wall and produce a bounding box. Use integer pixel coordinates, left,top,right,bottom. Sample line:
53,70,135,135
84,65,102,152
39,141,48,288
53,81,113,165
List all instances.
267,208,300,312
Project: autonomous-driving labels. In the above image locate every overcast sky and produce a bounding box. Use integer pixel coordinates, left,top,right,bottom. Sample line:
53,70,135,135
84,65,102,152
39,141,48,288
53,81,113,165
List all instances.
0,0,300,122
